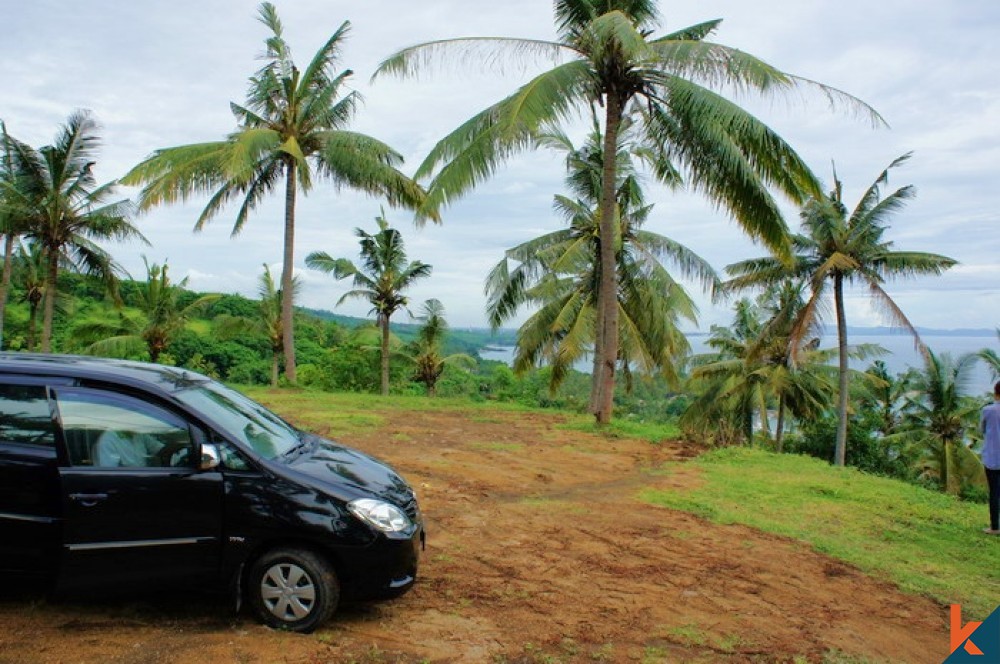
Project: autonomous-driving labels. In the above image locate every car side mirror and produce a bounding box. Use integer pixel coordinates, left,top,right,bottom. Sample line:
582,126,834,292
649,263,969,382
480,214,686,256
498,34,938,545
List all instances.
200,443,221,471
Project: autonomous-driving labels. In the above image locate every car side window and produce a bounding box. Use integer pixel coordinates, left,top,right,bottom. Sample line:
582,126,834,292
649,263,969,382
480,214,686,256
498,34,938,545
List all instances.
0,384,55,447
220,442,253,471
54,389,194,469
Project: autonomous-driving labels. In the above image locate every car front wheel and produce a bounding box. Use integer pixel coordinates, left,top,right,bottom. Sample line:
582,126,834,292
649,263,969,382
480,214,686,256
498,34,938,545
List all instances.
248,547,339,632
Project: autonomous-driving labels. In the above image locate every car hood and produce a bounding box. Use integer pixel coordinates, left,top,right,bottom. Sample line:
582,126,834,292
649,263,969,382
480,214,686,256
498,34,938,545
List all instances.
282,435,416,510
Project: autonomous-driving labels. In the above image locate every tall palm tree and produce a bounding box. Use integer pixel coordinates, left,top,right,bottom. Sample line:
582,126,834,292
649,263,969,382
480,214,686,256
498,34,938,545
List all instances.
306,212,432,396
122,3,433,383
5,111,142,352
375,1,881,423
486,118,716,397
726,155,957,466
75,258,219,362
408,299,475,396
889,351,984,495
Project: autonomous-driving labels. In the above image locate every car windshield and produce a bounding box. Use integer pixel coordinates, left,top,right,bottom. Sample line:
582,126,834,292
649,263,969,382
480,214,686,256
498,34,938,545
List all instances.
175,381,300,459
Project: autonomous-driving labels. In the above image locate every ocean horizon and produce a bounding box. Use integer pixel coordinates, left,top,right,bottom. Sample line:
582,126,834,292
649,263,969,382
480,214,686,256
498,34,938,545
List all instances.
480,332,998,396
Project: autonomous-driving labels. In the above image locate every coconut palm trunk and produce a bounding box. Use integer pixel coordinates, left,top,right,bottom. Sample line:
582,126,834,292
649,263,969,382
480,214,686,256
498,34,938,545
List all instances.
379,314,390,396
27,297,40,351
0,234,14,348
943,442,958,495
759,397,771,439
588,347,602,412
281,162,298,383
593,95,625,424
271,350,280,387
41,246,59,352
775,396,787,453
834,272,849,466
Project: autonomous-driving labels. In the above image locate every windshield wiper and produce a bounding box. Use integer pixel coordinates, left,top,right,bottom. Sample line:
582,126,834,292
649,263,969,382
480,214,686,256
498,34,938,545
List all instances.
281,433,317,460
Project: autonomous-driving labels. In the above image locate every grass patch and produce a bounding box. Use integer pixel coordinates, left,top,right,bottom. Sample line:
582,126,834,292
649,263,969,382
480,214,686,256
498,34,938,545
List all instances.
243,387,550,420
559,418,681,443
640,447,1000,618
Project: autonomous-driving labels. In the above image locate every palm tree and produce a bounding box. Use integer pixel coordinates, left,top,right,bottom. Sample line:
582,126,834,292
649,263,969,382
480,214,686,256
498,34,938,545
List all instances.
121,3,432,383
306,212,432,396
75,258,219,362
750,280,840,452
726,155,957,466
888,351,984,495
407,299,475,396
215,264,300,386
12,241,47,351
683,299,769,445
683,290,838,449
375,1,881,423
861,360,915,437
4,111,142,352
486,118,716,397
0,122,25,348
978,329,1000,382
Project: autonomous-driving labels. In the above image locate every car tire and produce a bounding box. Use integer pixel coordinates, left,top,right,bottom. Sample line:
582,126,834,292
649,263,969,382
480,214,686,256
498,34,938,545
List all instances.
247,547,339,632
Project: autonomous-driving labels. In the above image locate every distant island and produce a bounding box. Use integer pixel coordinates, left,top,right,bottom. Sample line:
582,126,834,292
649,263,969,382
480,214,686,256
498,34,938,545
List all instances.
299,307,995,341
683,326,996,338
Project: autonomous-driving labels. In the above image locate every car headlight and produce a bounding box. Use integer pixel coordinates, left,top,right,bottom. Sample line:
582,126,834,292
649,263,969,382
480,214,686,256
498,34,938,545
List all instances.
347,498,412,534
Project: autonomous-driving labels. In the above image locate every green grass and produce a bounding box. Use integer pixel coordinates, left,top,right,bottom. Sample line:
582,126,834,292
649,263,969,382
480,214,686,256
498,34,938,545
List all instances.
641,447,1000,618
240,387,603,440
558,417,681,443
243,386,551,418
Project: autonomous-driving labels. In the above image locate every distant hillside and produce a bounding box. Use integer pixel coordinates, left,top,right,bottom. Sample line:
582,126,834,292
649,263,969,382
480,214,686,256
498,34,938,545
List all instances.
298,307,519,353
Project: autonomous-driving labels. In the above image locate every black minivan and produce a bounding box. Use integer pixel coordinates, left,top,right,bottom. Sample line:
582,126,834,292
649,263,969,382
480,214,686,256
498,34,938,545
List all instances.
0,353,422,632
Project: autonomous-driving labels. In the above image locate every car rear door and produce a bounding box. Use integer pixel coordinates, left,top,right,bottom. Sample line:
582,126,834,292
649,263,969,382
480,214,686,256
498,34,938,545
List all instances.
52,386,225,589
0,380,61,575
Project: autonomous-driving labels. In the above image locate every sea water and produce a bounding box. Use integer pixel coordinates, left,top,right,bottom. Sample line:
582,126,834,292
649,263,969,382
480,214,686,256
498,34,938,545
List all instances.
479,333,998,397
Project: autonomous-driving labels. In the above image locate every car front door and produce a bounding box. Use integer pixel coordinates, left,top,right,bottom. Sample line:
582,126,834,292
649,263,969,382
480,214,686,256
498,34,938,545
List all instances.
52,386,224,590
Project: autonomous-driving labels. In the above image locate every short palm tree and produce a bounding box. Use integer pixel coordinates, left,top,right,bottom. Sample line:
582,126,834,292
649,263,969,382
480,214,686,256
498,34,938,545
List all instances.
375,1,880,423
4,111,142,352
486,118,716,397
122,3,432,383
888,351,984,495
12,241,47,351
726,154,957,466
214,264,300,386
75,258,219,362
0,122,26,348
979,329,1000,382
407,299,475,396
684,289,838,449
861,360,915,437
306,212,432,396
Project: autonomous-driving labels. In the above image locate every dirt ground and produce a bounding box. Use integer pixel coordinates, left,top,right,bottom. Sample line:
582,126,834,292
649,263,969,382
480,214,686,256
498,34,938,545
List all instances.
0,409,951,663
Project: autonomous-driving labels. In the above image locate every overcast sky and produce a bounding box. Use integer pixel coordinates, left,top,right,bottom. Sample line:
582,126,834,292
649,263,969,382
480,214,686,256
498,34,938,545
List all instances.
2,0,998,332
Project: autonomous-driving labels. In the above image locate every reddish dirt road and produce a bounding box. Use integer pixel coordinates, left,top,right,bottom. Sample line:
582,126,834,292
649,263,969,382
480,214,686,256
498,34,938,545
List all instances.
0,408,950,663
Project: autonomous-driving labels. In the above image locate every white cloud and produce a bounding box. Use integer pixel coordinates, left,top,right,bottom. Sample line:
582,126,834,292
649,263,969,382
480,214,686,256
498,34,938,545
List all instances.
1,0,997,330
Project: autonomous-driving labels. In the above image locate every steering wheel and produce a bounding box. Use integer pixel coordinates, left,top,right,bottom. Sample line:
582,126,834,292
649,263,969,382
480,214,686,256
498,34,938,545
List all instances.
157,442,192,467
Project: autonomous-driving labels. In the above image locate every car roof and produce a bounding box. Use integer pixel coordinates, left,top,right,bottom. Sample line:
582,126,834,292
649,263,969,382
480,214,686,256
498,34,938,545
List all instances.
0,352,210,394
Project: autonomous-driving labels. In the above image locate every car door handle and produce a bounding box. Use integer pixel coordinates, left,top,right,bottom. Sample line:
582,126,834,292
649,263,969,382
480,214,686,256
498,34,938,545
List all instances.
69,493,109,506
